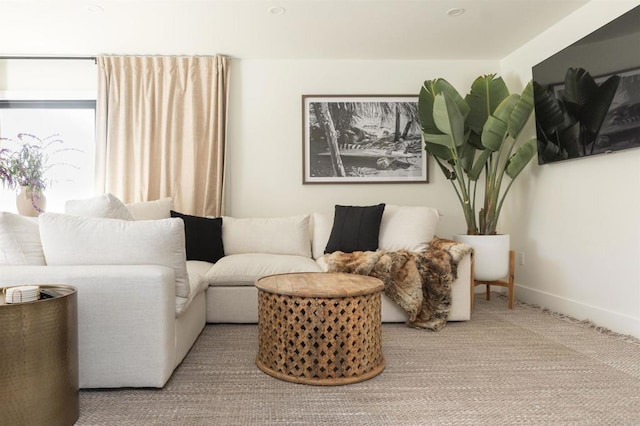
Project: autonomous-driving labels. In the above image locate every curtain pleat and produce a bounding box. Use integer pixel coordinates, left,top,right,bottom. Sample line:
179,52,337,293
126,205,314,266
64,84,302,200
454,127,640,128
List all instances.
96,55,230,216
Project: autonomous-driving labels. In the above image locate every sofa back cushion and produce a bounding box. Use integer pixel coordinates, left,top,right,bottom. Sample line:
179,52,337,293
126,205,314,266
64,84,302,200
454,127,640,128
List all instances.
38,213,190,298
312,205,440,258
222,215,311,257
65,193,134,220
311,213,333,259
378,205,440,252
0,212,46,266
126,197,174,220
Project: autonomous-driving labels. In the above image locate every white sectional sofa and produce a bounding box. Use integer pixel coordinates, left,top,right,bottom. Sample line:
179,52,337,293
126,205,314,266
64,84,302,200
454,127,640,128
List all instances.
0,198,472,389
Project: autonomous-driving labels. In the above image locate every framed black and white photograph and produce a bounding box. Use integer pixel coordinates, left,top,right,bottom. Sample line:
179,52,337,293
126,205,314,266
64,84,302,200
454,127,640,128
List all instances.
302,95,427,184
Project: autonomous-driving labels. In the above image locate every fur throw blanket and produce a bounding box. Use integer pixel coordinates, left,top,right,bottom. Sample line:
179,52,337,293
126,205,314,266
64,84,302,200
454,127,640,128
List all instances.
324,238,472,331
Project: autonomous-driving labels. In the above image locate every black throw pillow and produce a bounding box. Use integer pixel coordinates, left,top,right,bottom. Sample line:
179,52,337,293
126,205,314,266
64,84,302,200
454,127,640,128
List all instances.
170,210,225,263
324,203,386,254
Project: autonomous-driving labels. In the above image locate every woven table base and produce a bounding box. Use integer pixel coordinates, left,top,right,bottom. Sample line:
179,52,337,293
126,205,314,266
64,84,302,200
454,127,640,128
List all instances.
256,289,384,385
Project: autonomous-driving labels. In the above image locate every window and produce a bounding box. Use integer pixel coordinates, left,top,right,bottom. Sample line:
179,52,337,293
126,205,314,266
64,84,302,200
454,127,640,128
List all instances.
0,57,97,213
0,99,96,213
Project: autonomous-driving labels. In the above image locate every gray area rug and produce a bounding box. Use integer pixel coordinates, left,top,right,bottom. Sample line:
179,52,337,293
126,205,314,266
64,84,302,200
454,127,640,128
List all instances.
77,296,640,425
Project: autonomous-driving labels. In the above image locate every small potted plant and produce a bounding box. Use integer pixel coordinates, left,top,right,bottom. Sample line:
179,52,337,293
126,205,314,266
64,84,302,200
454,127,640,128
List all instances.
0,133,74,216
418,74,538,280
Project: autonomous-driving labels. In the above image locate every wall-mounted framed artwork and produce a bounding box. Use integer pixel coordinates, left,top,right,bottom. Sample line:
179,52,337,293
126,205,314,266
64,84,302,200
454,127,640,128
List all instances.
302,95,427,184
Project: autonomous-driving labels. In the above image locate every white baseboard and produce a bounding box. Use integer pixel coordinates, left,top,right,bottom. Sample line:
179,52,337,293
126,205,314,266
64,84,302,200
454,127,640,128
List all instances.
515,284,640,338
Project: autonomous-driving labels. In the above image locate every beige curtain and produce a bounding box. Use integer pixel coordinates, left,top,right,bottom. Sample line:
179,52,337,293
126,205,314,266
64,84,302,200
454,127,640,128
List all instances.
96,55,230,216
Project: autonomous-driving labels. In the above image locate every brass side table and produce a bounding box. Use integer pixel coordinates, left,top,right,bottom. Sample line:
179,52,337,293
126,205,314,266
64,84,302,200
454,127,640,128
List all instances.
0,285,79,426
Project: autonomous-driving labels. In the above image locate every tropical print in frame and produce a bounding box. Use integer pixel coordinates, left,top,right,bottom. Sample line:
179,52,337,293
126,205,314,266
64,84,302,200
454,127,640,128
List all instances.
303,95,427,183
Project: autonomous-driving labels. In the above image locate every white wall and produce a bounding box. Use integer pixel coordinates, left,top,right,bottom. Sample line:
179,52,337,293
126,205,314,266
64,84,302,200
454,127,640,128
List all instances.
226,59,499,238
0,59,96,96
500,0,640,337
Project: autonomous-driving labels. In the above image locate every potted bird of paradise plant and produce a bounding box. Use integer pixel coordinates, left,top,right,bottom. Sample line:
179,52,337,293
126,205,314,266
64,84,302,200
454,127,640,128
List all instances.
418,74,538,281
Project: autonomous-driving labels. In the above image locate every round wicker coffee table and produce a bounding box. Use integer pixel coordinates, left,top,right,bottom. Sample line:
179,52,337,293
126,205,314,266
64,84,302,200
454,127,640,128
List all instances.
255,272,385,385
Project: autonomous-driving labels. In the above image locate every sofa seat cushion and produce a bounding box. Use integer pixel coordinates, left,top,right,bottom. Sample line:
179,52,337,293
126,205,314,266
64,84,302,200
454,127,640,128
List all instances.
176,260,215,316
205,253,322,286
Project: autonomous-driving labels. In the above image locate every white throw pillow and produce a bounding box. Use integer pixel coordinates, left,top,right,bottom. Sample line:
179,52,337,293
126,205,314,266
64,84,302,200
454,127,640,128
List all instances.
378,205,440,252
65,193,134,220
222,215,312,257
311,212,333,259
126,197,174,220
38,213,189,298
0,212,46,265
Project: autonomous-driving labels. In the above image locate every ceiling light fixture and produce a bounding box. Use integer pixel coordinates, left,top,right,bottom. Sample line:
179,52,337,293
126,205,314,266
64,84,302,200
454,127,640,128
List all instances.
268,6,286,15
86,4,104,15
445,7,465,17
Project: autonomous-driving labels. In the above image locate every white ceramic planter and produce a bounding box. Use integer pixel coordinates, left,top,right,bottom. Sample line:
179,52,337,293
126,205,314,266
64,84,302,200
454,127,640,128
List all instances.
454,234,510,282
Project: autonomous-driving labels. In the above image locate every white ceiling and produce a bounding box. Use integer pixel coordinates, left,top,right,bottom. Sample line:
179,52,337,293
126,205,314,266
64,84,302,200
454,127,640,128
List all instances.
0,0,590,60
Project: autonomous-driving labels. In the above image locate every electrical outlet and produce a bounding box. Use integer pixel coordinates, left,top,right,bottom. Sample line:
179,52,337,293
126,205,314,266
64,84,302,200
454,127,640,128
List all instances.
517,252,525,266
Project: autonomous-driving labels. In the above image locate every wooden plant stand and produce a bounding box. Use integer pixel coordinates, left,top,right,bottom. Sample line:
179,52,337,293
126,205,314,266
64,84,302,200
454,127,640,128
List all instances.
471,250,516,309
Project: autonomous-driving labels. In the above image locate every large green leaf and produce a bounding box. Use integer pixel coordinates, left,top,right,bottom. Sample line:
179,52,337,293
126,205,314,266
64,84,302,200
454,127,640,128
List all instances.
468,130,483,149
481,115,508,151
468,148,492,180
424,140,454,161
433,156,456,180
418,79,468,135
494,94,518,122
482,94,519,151
508,81,535,139
458,140,476,173
465,74,509,134
435,79,470,119
433,92,466,148
505,138,537,178
418,83,439,135
422,132,453,147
